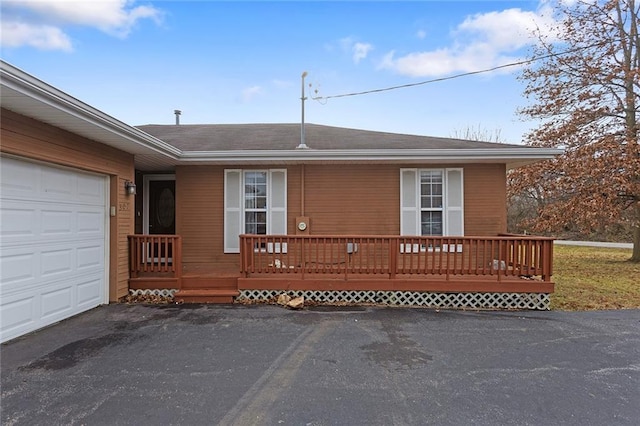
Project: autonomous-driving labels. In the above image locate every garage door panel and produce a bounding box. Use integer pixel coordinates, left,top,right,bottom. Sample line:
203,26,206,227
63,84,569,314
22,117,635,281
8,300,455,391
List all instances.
41,248,74,277
77,210,105,234
77,174,106,203
77,276,104,307
41,209,74,236
1,157,108,343
0,204,38,239
41,285,73,320
1,295,38,341
77,244,104,270
0,250,37,287
1,157,105,205
0,157,39,195
1,201,104,245
1,273,105,342
41,168,76,199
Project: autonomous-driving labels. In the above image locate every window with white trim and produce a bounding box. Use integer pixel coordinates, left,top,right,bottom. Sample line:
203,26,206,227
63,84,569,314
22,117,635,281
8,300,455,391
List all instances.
224,169,287,253
400,168,464,237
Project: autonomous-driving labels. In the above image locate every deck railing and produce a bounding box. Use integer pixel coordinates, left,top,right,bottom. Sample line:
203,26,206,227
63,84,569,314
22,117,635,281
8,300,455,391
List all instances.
240,235,554,281
128,234,183,278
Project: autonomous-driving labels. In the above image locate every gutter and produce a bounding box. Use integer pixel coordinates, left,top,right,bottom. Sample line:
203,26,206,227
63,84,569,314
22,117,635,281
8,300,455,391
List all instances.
178,147,563,163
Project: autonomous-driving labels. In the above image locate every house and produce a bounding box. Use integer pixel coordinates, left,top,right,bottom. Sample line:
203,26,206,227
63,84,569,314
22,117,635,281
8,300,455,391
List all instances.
1,61,561,343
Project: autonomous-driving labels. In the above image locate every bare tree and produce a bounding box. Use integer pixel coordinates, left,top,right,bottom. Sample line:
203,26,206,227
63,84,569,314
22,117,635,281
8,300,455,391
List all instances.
451,124,505,143
510,0,640,261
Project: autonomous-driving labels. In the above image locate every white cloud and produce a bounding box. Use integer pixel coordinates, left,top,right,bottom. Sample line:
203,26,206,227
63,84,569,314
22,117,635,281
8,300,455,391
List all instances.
338,37,374,64
416,29,427,40
380,3,558,77
0,20,73,51
241,86,263,102
352,42,373,64
1,0,162,51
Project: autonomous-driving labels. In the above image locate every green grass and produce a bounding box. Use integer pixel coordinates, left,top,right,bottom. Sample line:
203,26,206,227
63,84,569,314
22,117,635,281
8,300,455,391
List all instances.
551,245,640,310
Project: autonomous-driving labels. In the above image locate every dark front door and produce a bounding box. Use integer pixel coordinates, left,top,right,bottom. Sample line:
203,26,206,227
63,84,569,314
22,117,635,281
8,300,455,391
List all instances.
147,178,175,262
148,179,176,235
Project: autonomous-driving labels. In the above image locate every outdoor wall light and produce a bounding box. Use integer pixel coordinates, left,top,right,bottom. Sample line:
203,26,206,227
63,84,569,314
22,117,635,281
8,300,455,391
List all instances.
125,180,137,195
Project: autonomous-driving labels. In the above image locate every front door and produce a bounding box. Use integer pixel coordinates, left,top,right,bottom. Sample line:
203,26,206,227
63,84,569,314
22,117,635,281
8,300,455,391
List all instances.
148,179,176,235
144,175,176,262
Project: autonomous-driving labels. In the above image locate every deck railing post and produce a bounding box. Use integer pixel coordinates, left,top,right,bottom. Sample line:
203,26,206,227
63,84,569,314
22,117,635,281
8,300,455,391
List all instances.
175,235,183,288
543,239,553,281
389,237,397,279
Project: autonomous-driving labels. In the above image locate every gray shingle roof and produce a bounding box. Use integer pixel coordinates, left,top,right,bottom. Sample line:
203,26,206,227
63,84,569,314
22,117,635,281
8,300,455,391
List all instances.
135,123,523,151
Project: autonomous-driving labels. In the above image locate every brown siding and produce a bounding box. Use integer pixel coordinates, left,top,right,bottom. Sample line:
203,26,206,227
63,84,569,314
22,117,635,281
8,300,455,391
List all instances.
464,164,507,236
1,108,135,301
301,164,399,235
176,163,507,271
175,166,224,269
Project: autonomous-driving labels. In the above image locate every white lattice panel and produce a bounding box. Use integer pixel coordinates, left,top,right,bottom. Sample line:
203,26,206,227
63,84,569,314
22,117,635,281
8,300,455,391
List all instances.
238,290,550,310
129,289,177,298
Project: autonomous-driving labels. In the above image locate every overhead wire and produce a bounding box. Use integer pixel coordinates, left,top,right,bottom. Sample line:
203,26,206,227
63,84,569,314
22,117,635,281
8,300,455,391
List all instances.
311,42,605,101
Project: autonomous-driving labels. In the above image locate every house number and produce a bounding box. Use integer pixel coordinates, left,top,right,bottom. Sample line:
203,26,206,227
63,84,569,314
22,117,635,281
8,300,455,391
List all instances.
119,202,129,211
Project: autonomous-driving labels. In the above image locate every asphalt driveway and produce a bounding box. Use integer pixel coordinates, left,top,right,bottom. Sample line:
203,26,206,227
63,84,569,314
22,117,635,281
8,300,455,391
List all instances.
1,304,639,425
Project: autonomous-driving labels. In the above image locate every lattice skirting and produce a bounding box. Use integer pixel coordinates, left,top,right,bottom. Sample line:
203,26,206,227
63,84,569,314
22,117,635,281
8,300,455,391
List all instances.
237,289,550,310
129,289,178,298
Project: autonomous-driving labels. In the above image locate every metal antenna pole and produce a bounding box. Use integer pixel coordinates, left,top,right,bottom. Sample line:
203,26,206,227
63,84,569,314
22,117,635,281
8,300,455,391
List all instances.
297,71,309,149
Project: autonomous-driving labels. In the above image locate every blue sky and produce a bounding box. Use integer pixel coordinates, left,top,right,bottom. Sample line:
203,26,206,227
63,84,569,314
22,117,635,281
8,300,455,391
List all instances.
1,1,559,143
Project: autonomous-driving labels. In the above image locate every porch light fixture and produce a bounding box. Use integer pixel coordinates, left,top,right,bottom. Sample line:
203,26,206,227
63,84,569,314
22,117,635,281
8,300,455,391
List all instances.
125,180,137,195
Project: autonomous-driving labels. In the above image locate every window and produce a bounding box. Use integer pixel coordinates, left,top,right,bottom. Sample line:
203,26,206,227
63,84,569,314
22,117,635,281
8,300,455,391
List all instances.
400,168,464,237
420,170,444,235
224,169,286,253
244,171,267,235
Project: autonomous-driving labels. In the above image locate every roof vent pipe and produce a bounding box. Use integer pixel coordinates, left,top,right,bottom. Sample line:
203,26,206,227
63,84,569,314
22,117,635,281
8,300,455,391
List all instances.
297,71,309,149
174,109,181,125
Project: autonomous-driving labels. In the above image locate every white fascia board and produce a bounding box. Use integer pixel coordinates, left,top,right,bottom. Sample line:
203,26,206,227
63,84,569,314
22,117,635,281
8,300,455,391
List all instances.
0,61,180,159
178,147,563,163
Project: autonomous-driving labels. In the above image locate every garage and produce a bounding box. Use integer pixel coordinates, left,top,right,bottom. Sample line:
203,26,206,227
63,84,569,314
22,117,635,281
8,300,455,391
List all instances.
1,156,108,343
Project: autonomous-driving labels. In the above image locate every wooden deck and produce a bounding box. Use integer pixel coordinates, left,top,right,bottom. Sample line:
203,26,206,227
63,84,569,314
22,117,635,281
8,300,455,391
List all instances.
128,234,554,304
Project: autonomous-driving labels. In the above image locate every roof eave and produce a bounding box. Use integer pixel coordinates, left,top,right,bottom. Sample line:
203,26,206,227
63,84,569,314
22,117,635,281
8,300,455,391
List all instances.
177,148,563,166
0,60,180,159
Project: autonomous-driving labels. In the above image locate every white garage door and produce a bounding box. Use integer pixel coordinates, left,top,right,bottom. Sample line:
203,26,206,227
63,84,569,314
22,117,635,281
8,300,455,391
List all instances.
1,156,108,343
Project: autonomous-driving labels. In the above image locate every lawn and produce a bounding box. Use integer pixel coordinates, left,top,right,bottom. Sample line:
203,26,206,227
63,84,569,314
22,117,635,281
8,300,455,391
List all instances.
551,245,640,310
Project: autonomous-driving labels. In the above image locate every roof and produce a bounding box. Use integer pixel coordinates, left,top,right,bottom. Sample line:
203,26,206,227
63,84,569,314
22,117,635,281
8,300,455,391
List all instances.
135,123,561,169
136,123,524,151
1,60,562,171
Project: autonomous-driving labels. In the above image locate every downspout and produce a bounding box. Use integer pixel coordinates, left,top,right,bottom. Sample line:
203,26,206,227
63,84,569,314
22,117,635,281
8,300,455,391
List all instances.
301,164,305,216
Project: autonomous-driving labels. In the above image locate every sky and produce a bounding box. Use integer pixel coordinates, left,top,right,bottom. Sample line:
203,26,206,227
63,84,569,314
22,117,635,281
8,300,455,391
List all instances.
0,0,561,144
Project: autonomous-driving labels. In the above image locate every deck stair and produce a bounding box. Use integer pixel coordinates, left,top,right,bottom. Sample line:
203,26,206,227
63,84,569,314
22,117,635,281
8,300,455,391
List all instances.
174,271,241,304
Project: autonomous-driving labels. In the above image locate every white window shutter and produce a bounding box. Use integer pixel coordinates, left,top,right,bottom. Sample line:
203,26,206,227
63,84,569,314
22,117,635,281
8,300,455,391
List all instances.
268,170,287,235
400,169,419,235
445,168,464,236
224,170,242,253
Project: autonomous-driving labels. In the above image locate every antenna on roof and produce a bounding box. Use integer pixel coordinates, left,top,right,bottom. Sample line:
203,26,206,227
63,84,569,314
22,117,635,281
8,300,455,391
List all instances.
297,71,309,149
174,109,181,125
